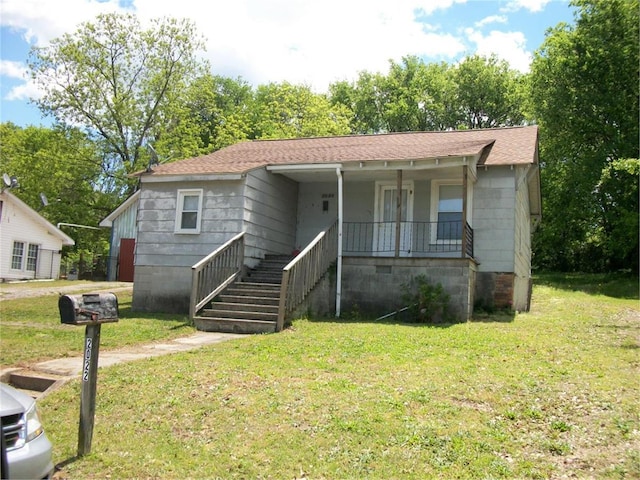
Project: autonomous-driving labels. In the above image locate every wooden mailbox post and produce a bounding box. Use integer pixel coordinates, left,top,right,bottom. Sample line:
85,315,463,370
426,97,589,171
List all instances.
58,293,119,457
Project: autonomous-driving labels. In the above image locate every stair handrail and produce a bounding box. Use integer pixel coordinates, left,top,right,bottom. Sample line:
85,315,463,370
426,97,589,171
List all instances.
190,231,245,320
277,221,338,331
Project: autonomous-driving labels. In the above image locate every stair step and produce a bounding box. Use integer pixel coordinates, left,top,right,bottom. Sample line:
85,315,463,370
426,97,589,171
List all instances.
194,317,277,334
202,308,278,321
208,302,278,313
234,281,281,290
218,295,280,306
225,286,281,296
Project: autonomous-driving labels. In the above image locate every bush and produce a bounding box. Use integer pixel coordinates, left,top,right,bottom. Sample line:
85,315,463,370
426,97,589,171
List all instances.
401,275,452,323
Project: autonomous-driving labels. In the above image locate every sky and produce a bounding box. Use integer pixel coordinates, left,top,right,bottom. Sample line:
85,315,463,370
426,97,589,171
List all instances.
0,0,576,127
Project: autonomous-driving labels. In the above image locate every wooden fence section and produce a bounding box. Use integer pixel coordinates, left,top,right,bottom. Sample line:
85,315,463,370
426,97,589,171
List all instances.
277,221,338,331
189,232,245,320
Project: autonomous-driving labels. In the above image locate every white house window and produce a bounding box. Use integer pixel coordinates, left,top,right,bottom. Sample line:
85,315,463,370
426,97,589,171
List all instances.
175,189,203,234
27,244,39,271
431,181,463,243
11,241,24,269
11,242,40,271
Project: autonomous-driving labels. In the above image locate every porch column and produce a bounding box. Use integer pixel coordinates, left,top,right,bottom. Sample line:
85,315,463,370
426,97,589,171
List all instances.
336,168,343,317
395,169,403,257
462,165,468,258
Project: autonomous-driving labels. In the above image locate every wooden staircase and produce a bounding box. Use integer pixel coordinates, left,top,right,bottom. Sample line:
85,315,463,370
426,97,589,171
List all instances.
193,255,292,334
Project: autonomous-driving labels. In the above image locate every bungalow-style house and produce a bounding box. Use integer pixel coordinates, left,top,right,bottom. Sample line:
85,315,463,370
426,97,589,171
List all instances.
113,126,540,332
0,190,75,281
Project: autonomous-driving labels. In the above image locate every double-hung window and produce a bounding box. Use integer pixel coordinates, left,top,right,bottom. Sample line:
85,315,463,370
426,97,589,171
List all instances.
27,244,39,271
431,181,463,243
11,241,24,270
11,241,39,272
175,189,203,234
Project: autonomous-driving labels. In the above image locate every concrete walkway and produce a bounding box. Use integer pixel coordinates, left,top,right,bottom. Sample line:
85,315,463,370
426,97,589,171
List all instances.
1,331,246,398
33,331,246,377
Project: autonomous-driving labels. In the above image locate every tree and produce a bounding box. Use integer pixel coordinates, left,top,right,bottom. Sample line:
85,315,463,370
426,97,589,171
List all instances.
329,72,385,134
381,57,462,132
330,55,526,134
28,12,207,194
0,122,114,260
454,55,527,129
530,0,639,271
251,82,351,139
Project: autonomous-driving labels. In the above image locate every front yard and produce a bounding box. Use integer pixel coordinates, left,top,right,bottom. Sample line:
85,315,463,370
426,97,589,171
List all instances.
2,275,638,479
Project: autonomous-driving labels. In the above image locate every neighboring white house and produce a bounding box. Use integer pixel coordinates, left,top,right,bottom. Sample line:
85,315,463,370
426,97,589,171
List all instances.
0,190,75,281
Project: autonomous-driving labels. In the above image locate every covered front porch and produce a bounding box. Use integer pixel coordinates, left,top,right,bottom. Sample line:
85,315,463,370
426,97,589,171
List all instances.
190,156,479,331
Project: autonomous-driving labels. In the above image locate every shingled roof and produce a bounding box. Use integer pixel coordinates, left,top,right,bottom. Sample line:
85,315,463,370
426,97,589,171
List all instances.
144,125,538,177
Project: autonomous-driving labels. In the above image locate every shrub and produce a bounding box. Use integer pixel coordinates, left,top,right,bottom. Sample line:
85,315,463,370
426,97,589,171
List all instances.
401,275,452,323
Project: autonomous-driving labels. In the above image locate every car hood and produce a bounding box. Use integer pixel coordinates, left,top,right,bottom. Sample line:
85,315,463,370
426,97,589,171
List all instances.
0,383,31,416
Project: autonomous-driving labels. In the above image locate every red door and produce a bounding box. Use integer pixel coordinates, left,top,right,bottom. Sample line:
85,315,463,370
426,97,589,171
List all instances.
118,238,135,282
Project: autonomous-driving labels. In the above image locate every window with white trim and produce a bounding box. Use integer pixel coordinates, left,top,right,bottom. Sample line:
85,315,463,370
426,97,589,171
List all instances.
175,189,203,234
11,241,24,270
27,244,39,271
430,181,463,243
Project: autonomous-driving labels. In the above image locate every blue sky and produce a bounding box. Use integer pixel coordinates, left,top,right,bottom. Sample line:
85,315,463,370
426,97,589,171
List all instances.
0,0,576,127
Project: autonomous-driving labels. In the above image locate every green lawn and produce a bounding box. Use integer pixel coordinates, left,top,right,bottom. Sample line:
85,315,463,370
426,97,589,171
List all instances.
0,290,194,367
6,275,640,478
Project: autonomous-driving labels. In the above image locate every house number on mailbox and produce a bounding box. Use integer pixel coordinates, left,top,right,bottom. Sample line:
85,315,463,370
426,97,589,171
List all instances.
82,338,92,382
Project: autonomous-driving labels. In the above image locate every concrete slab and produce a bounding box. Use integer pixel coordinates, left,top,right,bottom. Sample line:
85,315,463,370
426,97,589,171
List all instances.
30,332,245,377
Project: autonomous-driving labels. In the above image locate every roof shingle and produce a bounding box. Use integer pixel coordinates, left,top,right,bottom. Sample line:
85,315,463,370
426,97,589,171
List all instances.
145,125,538,177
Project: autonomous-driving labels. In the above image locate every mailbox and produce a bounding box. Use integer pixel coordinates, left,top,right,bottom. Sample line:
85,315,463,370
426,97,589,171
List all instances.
59,293,119,325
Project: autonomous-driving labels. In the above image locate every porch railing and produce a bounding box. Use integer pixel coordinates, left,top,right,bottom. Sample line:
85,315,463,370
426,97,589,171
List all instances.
277,221,338,331
343,221,474,257
189,232,245,320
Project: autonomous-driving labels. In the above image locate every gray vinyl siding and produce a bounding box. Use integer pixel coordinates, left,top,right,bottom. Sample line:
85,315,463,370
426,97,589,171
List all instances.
106,199,138,280
296,181,340,247
135,180,244,267
513,165,533,310
472,167,516,272
133,180,244,312
243,168,298,263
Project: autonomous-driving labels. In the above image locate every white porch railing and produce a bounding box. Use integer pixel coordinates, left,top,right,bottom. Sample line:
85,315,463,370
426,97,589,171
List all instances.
189,232,245,320
277,221,338,331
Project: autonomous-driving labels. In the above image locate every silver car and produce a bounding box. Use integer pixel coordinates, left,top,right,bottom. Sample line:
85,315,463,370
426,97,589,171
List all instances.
1,383,54,479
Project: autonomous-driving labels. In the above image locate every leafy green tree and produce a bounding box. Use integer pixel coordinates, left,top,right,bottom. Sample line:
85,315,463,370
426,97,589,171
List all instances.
0,122,114,259
251,82,351,139
596,159,639,271
329,72,385,134
27,12,207,194
530,0,639,271
454,55,526,129
381,56,461,132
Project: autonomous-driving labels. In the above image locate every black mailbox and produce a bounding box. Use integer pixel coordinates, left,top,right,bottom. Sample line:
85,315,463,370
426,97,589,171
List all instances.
59,293,119,325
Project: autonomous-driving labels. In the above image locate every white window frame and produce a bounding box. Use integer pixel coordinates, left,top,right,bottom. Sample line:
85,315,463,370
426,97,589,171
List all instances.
11,241,25,270
430,179,463,245
26,244,39,272
10,241,39,272
175,189,203,234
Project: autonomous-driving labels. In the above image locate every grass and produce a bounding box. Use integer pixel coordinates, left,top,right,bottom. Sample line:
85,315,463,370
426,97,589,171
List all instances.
0,289,194,367
4,274,639,478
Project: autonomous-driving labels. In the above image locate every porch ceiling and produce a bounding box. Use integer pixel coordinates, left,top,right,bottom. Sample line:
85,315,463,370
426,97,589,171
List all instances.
268,158,474,183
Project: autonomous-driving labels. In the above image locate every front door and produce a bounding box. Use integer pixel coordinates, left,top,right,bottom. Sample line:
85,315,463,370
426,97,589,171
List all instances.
374,181,414,256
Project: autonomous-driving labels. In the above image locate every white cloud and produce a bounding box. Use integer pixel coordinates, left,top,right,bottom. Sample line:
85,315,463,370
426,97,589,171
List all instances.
0,0,122,46
0,59,27,79
1,0,511,98
502,0,552,13
475,15,508,28
465,28,532,72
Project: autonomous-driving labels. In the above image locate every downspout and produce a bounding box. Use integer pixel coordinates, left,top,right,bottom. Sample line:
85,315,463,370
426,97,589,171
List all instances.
336,168,343,317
